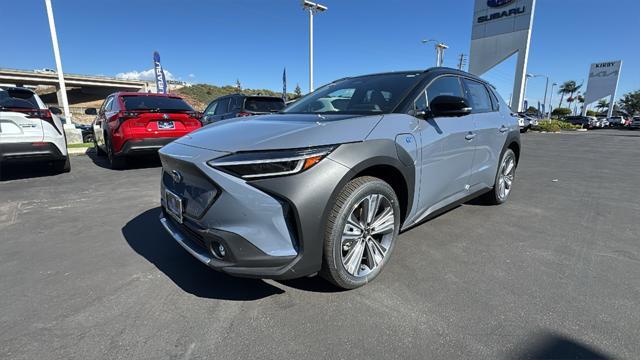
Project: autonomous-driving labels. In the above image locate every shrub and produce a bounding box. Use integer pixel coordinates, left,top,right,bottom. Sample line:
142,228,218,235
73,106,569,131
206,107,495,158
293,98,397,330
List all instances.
534,119,580,132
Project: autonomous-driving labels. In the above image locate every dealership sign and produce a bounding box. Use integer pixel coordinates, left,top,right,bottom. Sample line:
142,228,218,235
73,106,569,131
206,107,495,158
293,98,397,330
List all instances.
469,0,537,112
582,60,623,117
478,0,525,23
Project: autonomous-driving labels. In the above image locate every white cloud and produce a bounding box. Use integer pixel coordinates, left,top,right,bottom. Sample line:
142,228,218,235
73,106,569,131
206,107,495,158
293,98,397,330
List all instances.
188,73,195,78
116,68,174,81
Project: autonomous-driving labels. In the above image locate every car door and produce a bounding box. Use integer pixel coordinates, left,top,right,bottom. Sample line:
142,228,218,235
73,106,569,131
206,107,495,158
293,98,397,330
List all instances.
414,75,477,217
462,78,503,188
93,96,113,148
201,101,218,125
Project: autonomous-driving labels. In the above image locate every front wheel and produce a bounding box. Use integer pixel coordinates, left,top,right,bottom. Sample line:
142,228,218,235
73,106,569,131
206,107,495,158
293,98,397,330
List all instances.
321,176,401,289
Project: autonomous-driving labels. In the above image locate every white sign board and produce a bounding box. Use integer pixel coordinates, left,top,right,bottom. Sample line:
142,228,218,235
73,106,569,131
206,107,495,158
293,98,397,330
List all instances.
582,60,622,117
469,0,536,111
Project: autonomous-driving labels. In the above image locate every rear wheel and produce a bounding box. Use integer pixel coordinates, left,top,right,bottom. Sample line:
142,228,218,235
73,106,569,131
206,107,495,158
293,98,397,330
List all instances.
53,156,71,173
321,176,400,289
106,137,126,170
481,148,517,205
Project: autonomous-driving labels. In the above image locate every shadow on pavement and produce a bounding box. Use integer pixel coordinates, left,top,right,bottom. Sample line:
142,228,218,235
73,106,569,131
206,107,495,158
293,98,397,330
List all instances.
88,150,162,171
122,207,285,301
0,160,64,181
507,331,613,360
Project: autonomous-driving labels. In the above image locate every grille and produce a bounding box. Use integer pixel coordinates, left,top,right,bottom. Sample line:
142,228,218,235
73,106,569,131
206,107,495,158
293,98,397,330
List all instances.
161,158,219,219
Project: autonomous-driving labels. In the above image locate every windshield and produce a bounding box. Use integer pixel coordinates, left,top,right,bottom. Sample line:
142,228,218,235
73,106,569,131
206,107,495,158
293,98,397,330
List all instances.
244,97,285,112
121,95,193,111
283,72,422,115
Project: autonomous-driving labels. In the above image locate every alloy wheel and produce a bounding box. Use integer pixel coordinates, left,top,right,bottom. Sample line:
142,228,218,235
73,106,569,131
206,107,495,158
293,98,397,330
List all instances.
497,152,516,201
341,194,395,277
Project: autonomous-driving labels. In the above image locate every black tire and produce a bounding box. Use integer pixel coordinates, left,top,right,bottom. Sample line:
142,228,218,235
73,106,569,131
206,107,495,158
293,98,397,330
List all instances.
106,137,126,170
321,176,401,289
53,156,71,173
481,148,517,205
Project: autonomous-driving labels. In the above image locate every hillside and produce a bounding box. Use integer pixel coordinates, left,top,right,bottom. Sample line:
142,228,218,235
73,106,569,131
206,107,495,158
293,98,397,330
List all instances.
175,84,298,111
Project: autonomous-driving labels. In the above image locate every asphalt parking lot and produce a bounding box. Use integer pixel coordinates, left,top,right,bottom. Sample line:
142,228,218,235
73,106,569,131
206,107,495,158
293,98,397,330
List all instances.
1,128,639,359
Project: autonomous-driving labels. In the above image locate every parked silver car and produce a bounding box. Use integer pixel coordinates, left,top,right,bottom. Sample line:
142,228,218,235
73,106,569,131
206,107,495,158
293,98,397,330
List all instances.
158,68,521,289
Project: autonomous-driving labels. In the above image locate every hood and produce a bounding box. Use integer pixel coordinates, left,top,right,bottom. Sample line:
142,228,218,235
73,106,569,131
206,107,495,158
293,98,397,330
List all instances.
175,113,383,152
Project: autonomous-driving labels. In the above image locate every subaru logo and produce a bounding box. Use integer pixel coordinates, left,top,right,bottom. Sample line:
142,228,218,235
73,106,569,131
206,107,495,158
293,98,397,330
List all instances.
487,0,514,8
163,114,170,119
171,170,183,183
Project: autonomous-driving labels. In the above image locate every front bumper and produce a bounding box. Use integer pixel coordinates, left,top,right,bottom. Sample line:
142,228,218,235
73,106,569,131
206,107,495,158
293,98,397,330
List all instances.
158,141,352,279
159,210,297,278
0,142,66,162
117,137,176,156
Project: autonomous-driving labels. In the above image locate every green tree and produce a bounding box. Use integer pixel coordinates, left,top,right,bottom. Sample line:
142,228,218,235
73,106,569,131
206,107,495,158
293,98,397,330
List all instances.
618,90,640,115
552,107,572,118
294,83,302,98
235,79,242,91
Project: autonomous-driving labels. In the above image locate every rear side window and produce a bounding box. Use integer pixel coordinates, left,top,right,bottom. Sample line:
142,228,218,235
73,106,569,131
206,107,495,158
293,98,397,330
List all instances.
214,98,230,115
244,97,285,112
426,76,464,104
204,101,217,115
121,96,193,111
463,79,493,113
0,89,39,109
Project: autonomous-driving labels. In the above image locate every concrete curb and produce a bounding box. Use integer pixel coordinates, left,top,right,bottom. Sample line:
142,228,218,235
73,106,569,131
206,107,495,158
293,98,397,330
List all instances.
67,147,93,156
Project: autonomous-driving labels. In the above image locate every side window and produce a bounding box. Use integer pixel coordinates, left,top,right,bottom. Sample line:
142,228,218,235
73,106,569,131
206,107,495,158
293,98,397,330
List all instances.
231,96,243,111
426,76,464,104
204,101,217,116
463,79,492,113
414,90,427,111
102,96,114,113
214,98,230,115
488,87,500,111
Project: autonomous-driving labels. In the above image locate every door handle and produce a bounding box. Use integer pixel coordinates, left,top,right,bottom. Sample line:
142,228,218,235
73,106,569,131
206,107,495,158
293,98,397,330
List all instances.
465,132,476,140
499,125,508,133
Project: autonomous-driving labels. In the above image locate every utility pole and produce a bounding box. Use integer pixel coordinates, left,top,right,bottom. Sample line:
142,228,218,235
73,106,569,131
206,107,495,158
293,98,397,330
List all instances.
457,53,467,71
421,39,448,67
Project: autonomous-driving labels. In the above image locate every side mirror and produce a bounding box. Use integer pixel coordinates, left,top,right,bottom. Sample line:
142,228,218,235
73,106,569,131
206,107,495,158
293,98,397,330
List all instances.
429,96,472,117
85,108,97,115
49,106,62,115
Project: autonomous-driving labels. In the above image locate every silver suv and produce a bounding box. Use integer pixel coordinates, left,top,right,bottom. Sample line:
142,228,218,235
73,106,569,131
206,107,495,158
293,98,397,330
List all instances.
158,68,521,289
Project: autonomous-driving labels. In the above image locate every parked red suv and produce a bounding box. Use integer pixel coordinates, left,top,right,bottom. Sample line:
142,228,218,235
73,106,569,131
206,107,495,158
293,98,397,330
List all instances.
87,92,201,169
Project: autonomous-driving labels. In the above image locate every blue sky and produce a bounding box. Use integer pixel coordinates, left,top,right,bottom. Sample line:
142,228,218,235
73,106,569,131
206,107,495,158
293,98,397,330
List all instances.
1,0,638,108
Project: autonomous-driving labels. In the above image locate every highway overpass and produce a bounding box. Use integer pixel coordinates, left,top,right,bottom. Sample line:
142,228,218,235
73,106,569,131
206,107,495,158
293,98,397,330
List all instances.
0,68,148,108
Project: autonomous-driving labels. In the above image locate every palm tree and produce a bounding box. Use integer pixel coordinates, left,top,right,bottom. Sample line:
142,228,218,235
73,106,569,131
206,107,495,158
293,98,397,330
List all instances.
557,80,583,109
576,94,584,115
596,99,609,114
558,81,574,108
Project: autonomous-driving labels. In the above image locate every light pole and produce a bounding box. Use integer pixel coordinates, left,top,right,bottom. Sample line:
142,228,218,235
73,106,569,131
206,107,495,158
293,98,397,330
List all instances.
548,82,557,118
525,73,550,117
302,0,327,93
44,0,72,125
421,39,448,67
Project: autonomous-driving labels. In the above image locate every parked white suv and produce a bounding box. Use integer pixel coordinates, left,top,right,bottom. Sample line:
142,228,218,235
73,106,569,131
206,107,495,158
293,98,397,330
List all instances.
0,87,70,172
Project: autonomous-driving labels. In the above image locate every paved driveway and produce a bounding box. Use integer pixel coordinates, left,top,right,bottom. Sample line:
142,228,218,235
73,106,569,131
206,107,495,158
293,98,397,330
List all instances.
1,129,639,359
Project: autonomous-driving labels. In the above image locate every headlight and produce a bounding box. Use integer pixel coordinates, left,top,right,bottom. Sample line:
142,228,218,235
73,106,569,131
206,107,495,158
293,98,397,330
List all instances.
207,145,335,179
